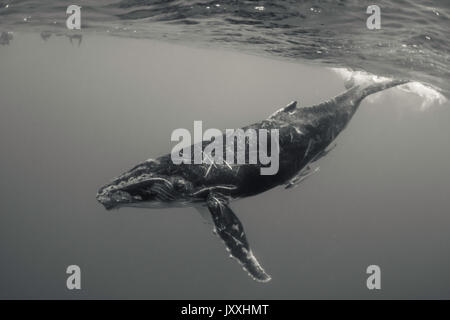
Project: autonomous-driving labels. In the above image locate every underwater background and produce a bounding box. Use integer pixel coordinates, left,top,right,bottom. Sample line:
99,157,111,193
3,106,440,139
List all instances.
0,0,449,298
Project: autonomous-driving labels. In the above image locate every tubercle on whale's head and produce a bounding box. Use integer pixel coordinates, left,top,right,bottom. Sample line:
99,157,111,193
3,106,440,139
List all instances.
96,159,193,210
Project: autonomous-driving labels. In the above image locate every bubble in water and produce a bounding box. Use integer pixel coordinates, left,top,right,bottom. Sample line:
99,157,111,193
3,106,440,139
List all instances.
399,82,447,110
310,6,322,14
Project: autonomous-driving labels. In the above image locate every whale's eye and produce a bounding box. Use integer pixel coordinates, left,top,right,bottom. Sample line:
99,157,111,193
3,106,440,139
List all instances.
173,178,187,191
174,178,193,193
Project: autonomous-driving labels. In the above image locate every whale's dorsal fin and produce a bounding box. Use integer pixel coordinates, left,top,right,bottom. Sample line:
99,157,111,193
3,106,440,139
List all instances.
283,100,298,112
206,193,271,282
268,101,298,119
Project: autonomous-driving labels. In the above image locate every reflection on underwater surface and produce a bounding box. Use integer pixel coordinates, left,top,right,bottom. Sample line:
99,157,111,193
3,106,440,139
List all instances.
0,0,449,95
0,31,13,45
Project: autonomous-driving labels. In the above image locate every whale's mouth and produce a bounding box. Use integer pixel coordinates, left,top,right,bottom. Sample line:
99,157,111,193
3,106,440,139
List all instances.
96,188,135,210
96,170,194,210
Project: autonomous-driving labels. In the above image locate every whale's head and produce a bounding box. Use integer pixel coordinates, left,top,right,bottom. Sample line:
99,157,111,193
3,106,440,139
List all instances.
96,158,194,210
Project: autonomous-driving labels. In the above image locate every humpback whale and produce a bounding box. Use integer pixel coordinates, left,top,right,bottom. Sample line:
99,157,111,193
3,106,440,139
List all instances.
96,79,408,282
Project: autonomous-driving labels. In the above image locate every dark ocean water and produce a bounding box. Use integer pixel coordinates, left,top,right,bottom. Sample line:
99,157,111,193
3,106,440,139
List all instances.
1,0,449,96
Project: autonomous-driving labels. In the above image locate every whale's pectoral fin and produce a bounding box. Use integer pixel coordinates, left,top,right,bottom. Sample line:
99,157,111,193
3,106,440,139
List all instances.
285,143,336,189
285,165,320,189
206,193,271,282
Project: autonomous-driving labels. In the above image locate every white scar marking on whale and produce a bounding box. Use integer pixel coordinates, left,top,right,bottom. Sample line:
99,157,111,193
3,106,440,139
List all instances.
191,185,237,196
294,127,303,135
304,139,313,159
223,160,233,170
202,151,218,178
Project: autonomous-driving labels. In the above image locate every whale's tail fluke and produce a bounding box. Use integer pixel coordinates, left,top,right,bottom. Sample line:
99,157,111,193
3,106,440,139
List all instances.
329,78,411,117
311,78,411,116
358,79,410,100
